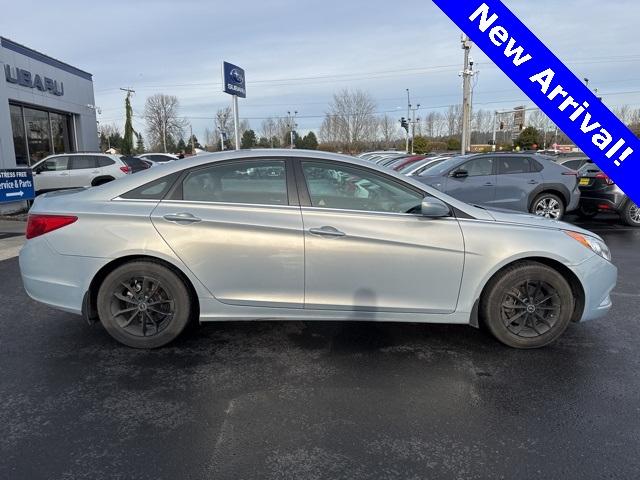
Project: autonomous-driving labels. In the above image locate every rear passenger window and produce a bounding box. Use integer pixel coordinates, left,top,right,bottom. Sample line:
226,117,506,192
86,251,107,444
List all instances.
182,160,288,205
497,157,532,174
71,156,97,170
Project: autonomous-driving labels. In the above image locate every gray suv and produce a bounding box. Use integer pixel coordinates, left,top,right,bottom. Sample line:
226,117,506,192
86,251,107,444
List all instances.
413,153,580,220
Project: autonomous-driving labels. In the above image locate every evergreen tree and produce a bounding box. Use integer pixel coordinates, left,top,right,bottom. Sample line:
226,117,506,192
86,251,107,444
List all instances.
241,129,257,149
258,136,270,148
176,138,187,152
515,126,541,150
302,131,318,150
135,133,145,154
122,91,135,155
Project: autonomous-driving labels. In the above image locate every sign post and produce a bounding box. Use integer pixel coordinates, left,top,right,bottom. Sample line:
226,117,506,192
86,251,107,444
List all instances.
0,169,35,203
222,61,246,151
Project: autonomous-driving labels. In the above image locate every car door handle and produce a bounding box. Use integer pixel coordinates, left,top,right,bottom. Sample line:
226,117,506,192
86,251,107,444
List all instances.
60,172,70,176
309,226,346,238
483,182,494,186
528,180,539,184
163,213,202,224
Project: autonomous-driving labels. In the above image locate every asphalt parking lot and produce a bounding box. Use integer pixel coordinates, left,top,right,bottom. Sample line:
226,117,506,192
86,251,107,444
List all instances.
1,215,639,479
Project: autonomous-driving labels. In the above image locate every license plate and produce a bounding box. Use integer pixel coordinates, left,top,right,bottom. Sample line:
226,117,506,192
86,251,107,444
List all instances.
579,178,590,186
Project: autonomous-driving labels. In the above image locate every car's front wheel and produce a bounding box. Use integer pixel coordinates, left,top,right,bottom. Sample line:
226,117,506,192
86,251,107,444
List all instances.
481,262,574,349
97,261,192,348
531,193,565,220
621,201,640,227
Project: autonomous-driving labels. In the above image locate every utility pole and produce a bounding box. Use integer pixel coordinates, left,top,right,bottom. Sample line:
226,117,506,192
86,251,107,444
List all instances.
409,103,421,155
405,89,411,153
460,35,473,155
190,124,195,154
287,111,298,149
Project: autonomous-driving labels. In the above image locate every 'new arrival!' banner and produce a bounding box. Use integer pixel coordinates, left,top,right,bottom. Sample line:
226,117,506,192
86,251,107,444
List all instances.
432,0,639,205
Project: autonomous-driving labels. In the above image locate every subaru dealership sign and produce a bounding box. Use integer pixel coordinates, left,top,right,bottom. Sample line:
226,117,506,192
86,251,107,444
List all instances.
222,61,246,98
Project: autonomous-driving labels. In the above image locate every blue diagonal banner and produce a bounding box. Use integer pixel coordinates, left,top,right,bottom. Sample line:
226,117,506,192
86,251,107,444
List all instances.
432,0,639,205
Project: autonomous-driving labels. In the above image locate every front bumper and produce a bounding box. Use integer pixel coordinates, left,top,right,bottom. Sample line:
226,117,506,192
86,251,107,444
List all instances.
572,254,618,322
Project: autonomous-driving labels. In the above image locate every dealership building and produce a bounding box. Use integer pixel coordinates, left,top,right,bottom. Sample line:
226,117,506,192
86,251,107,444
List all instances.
0,36,98,208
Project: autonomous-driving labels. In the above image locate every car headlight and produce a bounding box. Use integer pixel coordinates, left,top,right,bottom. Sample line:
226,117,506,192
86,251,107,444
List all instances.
564,231,612,261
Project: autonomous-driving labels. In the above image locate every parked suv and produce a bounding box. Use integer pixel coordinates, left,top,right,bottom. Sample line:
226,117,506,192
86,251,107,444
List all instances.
577,161,639,227
32,153,131,195
413,153,580,220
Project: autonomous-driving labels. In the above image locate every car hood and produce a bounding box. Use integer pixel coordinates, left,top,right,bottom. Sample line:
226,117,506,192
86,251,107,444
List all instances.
483,207,601,239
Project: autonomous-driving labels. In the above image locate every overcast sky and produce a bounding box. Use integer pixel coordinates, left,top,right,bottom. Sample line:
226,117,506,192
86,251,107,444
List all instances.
2,0,639,142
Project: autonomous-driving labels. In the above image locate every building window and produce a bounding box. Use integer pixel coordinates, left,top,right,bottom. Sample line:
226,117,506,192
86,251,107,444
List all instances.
9,103,75,166
9,104,28,166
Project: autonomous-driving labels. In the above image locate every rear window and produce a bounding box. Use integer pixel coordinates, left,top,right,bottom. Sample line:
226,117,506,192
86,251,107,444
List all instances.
98,157,115,167
121,156,150,172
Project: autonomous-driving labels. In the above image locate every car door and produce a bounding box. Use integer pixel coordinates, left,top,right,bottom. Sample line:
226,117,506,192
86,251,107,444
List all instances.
443,156,497,206
297,160,465,313
69,155,99,187
494,156,543,211
151,158,304,308
33,156,70,191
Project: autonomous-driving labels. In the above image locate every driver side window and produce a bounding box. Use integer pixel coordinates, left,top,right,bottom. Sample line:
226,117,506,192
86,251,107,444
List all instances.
301,161,423,214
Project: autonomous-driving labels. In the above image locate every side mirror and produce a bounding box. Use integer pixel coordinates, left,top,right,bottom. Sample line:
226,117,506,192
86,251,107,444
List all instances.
451,169,468,178
421,197,450,217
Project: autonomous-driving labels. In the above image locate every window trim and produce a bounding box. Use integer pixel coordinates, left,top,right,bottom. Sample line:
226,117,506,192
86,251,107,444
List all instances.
165,157,299,207
293,158,429,215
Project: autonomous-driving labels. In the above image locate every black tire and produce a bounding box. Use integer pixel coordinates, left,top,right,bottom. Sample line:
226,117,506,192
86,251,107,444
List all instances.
621,201,640,227
577,204,598,219
481,262,574,349
530,192,565,220
97,261,192,348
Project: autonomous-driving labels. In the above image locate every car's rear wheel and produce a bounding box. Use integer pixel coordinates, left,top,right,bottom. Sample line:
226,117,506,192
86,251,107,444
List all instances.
621,201,640,227
481,262,574,349
531,193,565,220
97,261,192,348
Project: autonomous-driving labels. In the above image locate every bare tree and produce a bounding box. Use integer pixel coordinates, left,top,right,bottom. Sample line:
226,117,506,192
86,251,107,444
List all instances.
321,89,377,152
378,114,397,149
260,118,278,146
614,105,631,125
143,94,187,152
445,104,462,137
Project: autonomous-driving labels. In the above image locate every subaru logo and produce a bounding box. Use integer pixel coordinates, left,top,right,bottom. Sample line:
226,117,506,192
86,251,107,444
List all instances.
230,68,244,85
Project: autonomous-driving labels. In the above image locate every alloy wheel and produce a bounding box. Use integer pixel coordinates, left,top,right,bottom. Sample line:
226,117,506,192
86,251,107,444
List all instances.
109,276,175,337
534,197,562,219
500,280,561,338
629,203,640,224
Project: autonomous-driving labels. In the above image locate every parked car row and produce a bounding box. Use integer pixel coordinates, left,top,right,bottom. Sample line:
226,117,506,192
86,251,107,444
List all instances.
359,151,580,220
31,152,179,195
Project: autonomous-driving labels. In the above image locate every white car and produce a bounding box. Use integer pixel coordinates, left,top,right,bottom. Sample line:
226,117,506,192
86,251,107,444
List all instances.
32,153,131,194
137,153,179,164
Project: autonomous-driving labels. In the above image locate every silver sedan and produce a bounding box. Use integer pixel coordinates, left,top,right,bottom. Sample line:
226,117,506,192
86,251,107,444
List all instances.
19,150,617,349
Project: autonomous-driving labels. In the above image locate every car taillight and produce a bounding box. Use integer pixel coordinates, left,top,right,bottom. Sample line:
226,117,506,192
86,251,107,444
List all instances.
595,172,615,185
562,170,578,176
120,165,132,174
26,214,78,239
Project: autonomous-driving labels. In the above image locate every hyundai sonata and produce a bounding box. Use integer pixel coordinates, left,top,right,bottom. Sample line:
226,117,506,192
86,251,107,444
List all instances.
19,150,616,349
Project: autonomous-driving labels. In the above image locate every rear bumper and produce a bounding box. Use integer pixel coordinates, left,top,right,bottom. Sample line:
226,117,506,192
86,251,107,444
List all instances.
579,192,627,213
572,254,617,322
19,237,108,315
